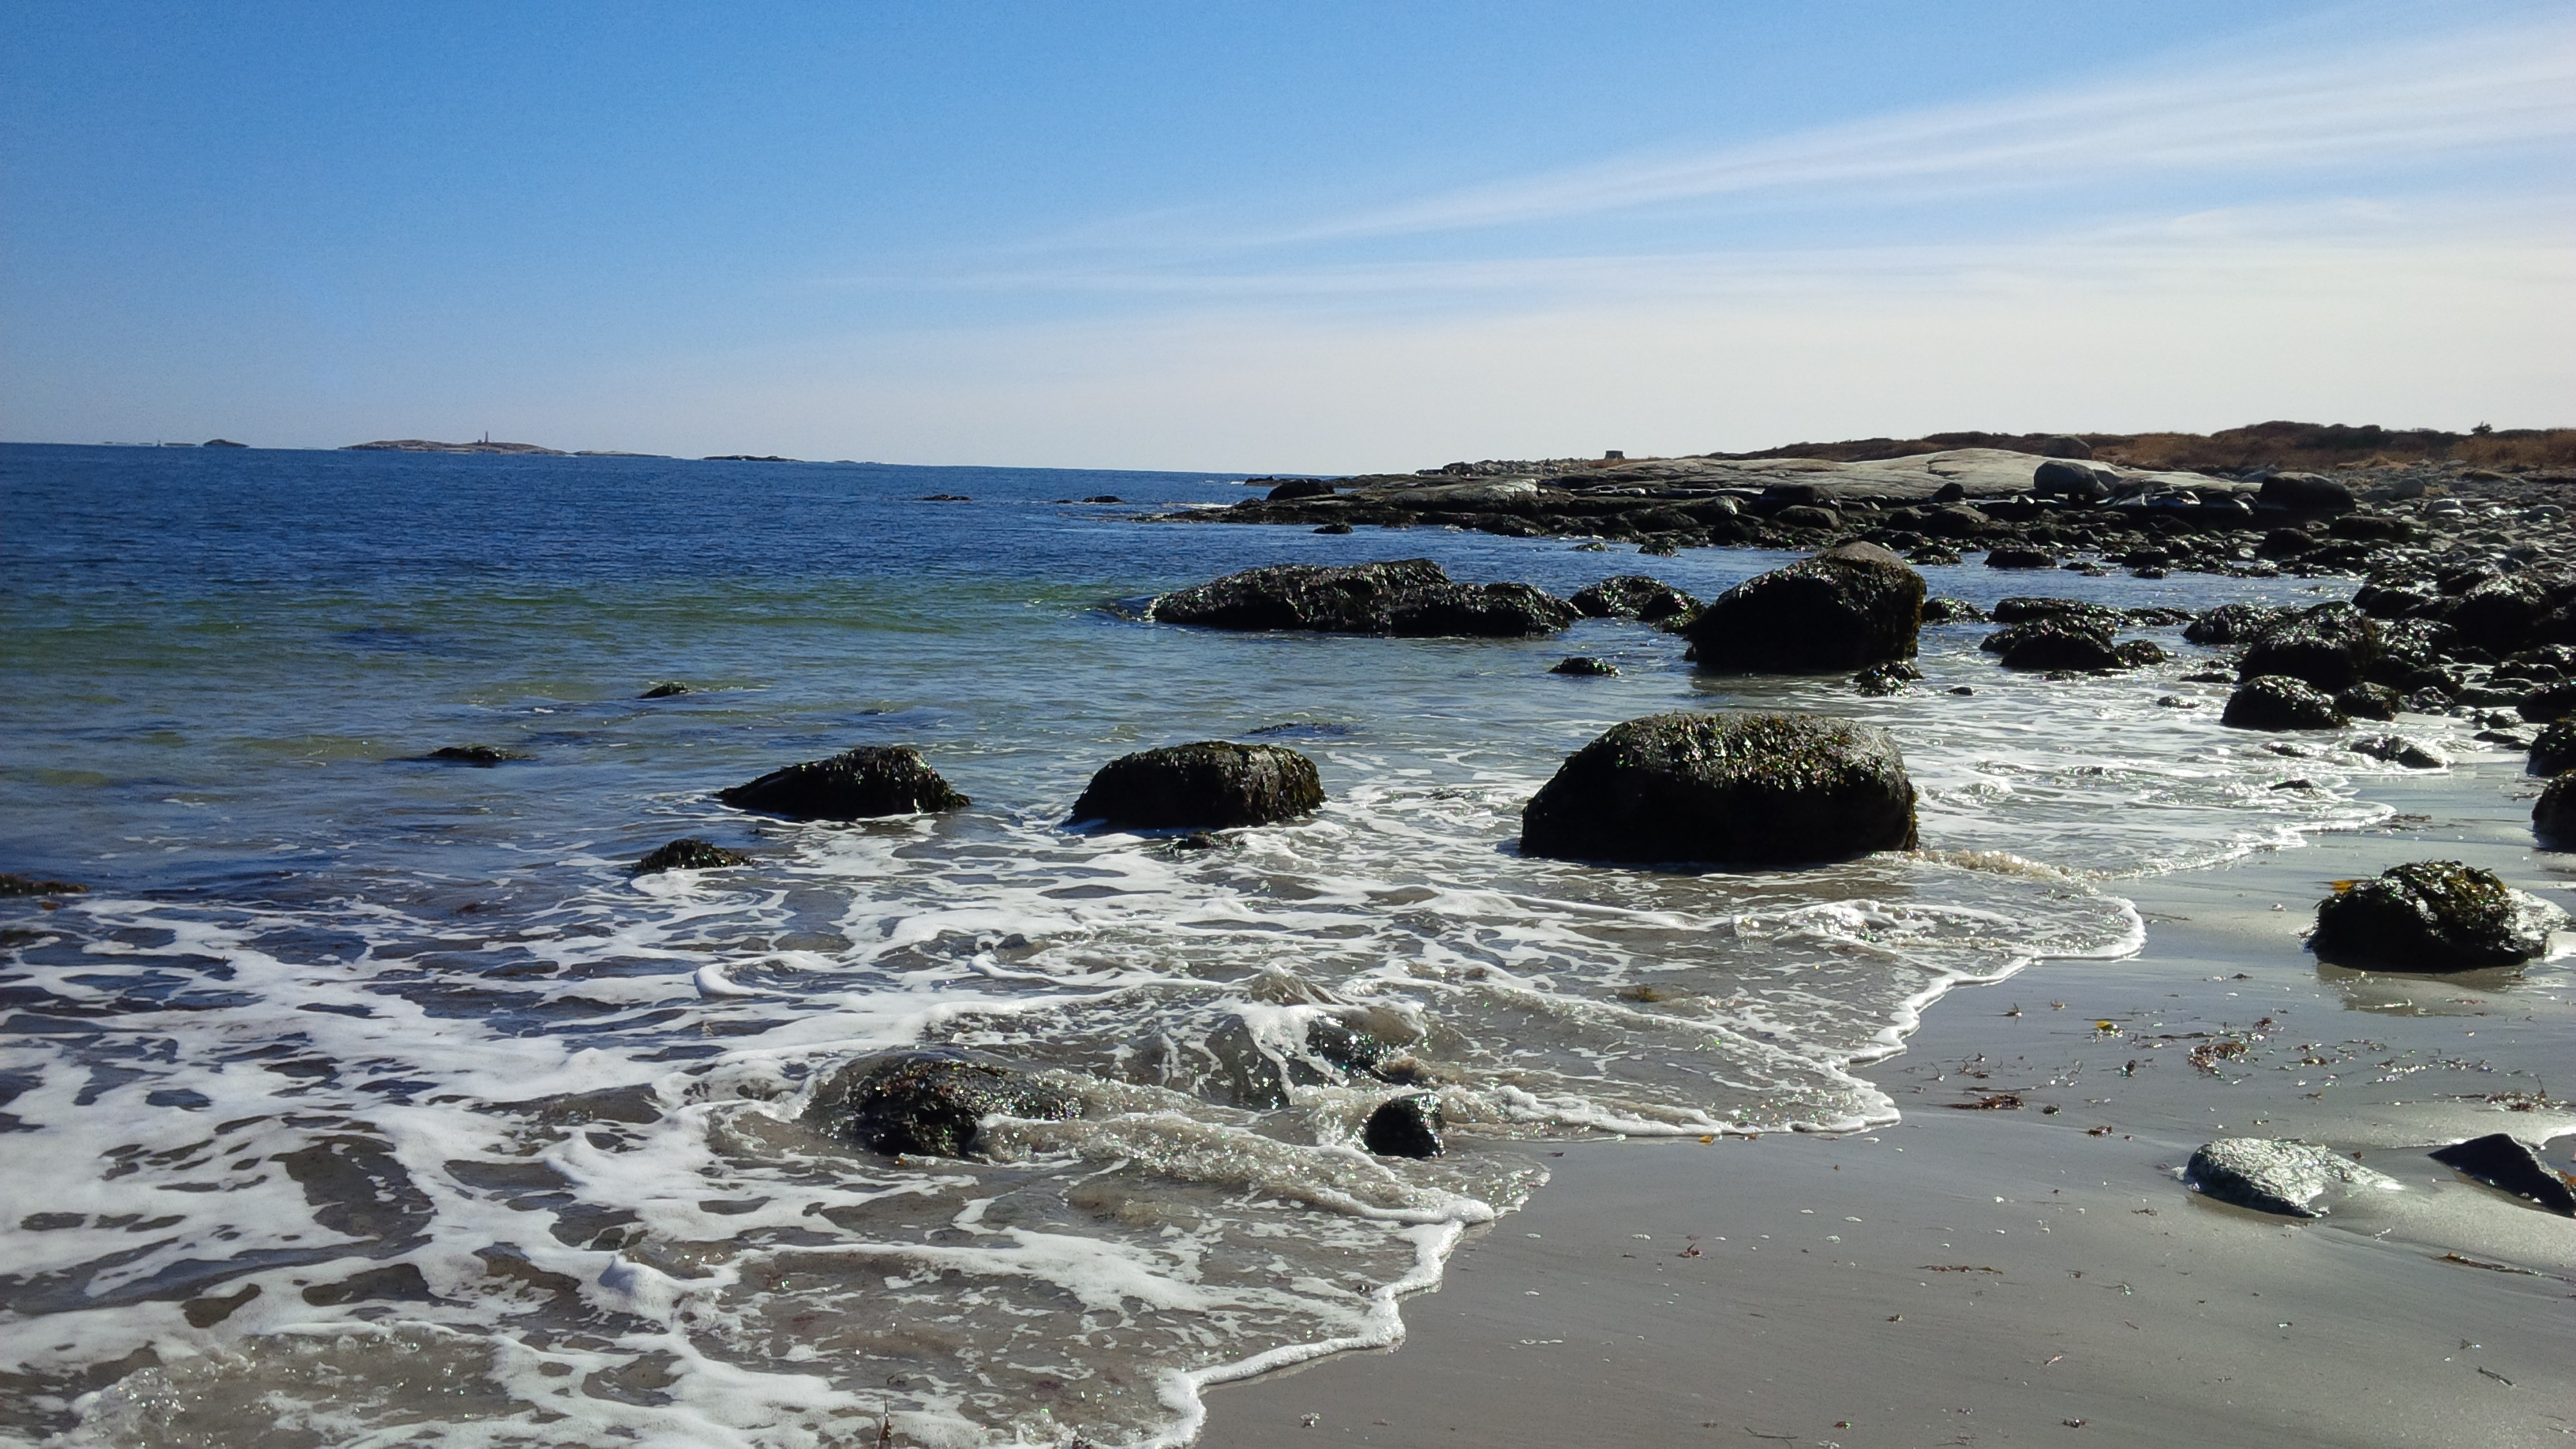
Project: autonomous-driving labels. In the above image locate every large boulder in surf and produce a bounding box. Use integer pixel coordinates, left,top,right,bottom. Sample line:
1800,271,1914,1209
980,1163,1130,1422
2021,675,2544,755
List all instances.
633,839,750,874
2184,603,2285,646
1684,542,1923,674
1520,712,1917,866
1571,575,1697,622
1983,616,2120,671
2185,1138,2392,1218
2529,720,2576,775
1150,559,1576,637
2221,676,2346,731
2310,860,2555,971
2534,774,2576,845
2237,604,2383,691
803,1054,1078,1159
717,745,968,820
1071,741,1324,829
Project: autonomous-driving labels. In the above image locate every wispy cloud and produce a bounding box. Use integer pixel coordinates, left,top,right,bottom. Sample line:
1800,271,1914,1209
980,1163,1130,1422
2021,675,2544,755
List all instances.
1283,13,2576,243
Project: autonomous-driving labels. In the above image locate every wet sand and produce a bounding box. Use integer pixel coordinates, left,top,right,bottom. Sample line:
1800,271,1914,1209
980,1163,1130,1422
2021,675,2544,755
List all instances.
1203,756,2576,1448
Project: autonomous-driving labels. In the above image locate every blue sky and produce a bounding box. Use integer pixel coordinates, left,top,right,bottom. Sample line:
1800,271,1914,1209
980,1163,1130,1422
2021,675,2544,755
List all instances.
3,2,2569,470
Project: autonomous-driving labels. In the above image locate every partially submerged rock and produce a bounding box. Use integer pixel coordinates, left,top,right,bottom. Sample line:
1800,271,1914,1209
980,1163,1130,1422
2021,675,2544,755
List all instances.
2185,1138,2392,1218
803,1054,1078,1159
2428,1133,2576,1216
1071,741,1324,829
1685,542,1924,674
426,745,530,766
1571,575,1697,622
718,745,968,820
2237,605,2383,691
2311,860,2555,970
634,839,751,874
2346,736,2447,769
2533,774,2576,845
1983,617,2120,671
1150,559,1577,637
639,681,691,698
1361,1094,1444,1159
1920,597,1988,625
1520,712,1918,867
2527,719,2576,775
1853,661,1921,695
0,873,87,897
2184,603,2285,646
2221,676,2347,731
1549,656,1618,676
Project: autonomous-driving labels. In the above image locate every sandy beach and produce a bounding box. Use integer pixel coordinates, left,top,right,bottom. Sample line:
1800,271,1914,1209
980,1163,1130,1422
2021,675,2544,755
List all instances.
1205,754,2576,1449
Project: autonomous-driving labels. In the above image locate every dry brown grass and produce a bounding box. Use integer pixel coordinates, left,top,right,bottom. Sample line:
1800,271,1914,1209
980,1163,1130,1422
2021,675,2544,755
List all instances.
1715,421,2576,472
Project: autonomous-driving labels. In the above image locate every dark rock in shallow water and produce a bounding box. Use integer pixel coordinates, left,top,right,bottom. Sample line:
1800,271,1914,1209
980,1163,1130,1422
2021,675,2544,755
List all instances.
2183,602,2285,646
1853,661,1920,695
1919,597,1987,625
1990,597,2121,627
803,1054,1078,1159
2429,1133,2576,1215
1520,712,1918,867
2346,735,2447,769
426,745,530,766
1151,559,1576,638
638,681,691,698
1361,1094,1444,1158
2516,680,2576,724
2536,774,2576,844
1684,541,1923,674
0,873,87,897
2185,1138,2391,1218
2527,719,2576,775
2222,676,2347,732
2441,575,2548,653
2335,683,2402,721
2312,860,2552,970
1071,741,1324,829
634,839,751,874
1983,546,2056,569
1570,574,1696,621
718,745,968,820
1549,656,1618,676
1907,545,1964,567
1986,617,2119,672
2237,604,2383,691
1313,522,1354,535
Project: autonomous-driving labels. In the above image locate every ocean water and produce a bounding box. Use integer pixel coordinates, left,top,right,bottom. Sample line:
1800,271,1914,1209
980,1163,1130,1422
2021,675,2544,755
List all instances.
0,445,2456,1447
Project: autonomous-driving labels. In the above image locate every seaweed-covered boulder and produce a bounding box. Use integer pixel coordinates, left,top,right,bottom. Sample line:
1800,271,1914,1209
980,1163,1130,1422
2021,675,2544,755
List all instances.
2221,676,2346,731
1571,575,1697,622
1990,597,2120,627
1071,741,1323,829
2528,720,2576,775
1150,559,1577,638
2347,736,2447,770
2334,683,2402,721
719,745,968,820
2516,680,2576,724
1520,712,1917,866
1920,597,1988,625
1361,1094,1444,1158
2538,775,2576,845
634,839,750,874
2311,860,2555,970
2185,1138,2392,1218
1984,617,2118,671
2184,603,2284,646
803,1054,1078,1159
1684,542,1924,674
1853,661,1921,695
1549,656,1618,677
2429,1133,2576,1216
2440,575,2548,653
0,873,87,897
2237,605,2382,691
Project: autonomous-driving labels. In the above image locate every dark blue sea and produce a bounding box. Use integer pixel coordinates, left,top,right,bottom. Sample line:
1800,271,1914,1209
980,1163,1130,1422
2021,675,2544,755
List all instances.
0,444,2405,1447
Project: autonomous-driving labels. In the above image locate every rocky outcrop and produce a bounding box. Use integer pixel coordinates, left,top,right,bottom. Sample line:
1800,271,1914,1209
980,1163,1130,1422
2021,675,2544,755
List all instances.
2221,676,2346,730
2310,860,2555,970
2185,1138,2393,1217
1570,575,1697,621
634,839,750,874
1070,742,1324,829
1684,542,1924,674
718,745,968,820
803,1054,1078,1159
1150,560,1577,638
1266,479,1335,501
2428,1133,2576,1215
1520,712,1918,866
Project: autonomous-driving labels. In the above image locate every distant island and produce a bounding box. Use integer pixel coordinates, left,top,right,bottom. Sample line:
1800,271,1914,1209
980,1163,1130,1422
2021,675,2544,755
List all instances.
345,438,567,455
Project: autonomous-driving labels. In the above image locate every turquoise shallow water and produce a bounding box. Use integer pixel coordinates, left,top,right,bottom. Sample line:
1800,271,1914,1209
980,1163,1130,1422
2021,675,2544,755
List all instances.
0,444,2424,1447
